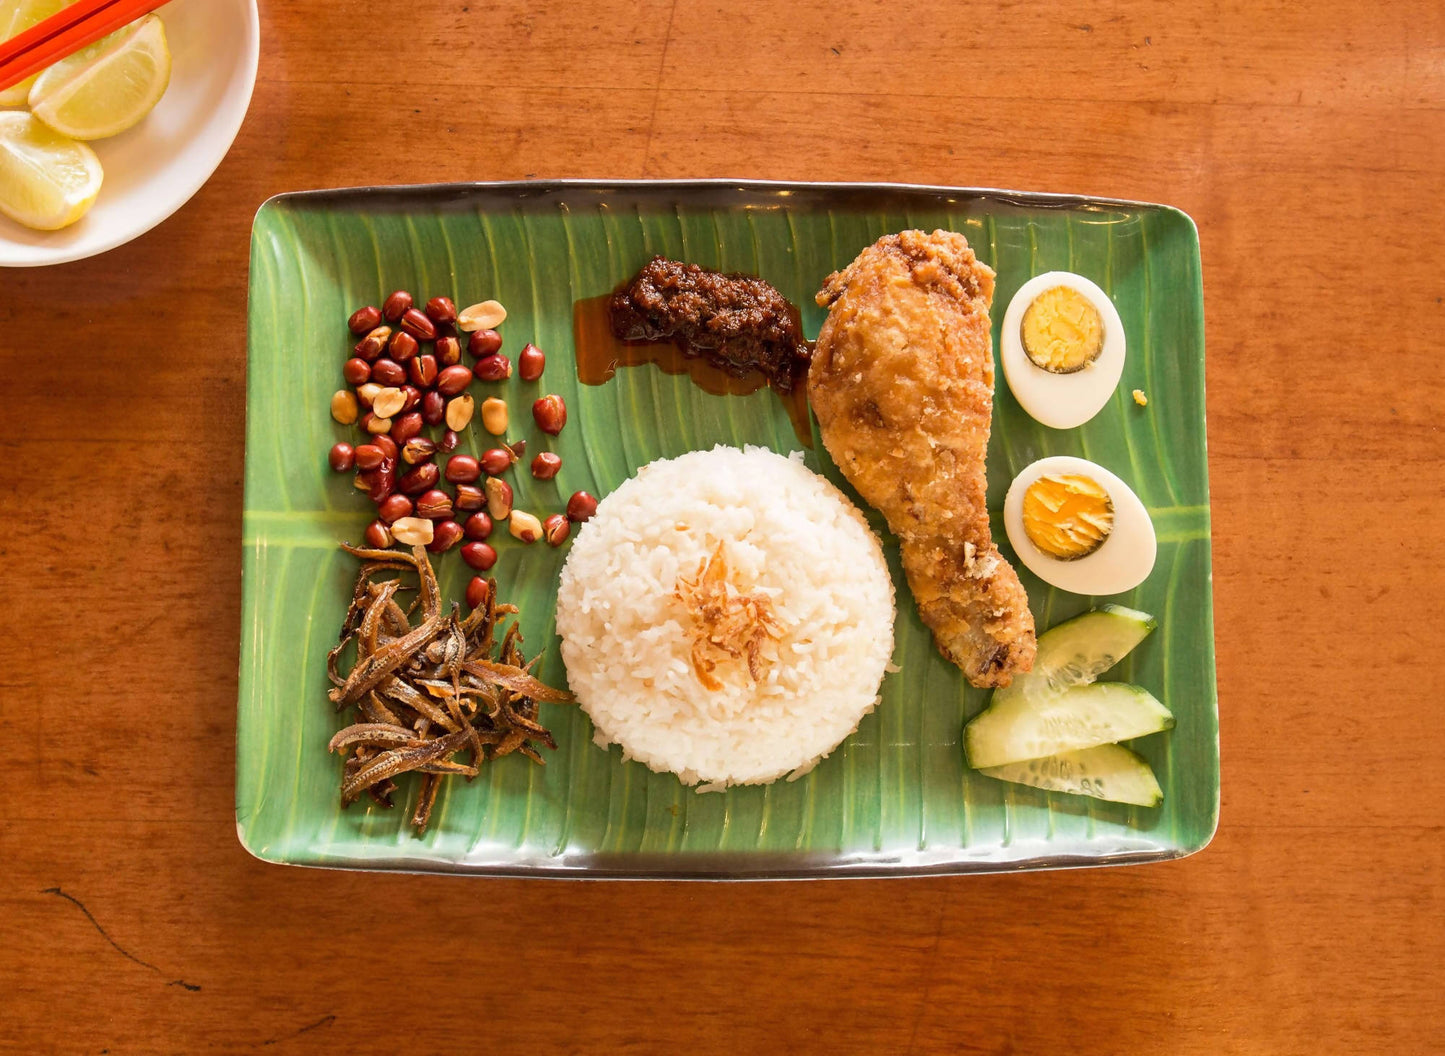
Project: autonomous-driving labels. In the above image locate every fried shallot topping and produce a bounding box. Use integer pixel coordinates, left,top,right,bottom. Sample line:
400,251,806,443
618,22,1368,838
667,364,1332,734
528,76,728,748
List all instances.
326,543,574,834
673,542,782,692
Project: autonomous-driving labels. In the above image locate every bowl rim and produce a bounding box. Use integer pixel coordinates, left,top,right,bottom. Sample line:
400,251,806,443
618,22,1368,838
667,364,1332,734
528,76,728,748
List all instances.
0,0,260,268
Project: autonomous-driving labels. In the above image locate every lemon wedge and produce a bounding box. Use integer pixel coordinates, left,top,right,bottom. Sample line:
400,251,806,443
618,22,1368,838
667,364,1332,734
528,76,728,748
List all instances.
28,13,169,140
0,110,101,229
0,0,72,107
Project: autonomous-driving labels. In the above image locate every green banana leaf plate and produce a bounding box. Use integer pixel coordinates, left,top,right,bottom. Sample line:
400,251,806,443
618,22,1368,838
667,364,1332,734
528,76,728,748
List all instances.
238,180,1217,878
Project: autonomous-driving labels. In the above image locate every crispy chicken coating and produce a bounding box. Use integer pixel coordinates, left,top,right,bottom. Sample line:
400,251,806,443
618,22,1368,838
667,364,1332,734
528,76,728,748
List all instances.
810,230,1036,687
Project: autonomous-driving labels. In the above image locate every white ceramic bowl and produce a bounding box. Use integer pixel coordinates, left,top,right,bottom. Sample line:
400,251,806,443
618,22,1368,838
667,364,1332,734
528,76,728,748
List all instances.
0,0,258,267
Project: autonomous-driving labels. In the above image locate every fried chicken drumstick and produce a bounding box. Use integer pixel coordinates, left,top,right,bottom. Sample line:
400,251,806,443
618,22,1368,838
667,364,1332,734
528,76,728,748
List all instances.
810,230,1036,687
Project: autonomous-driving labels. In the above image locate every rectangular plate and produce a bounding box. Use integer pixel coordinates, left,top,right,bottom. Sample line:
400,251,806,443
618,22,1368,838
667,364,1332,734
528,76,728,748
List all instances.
239,180,1217,879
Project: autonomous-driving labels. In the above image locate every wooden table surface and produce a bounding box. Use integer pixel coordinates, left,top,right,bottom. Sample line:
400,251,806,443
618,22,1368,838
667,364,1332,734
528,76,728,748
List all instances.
4,0,1442,1051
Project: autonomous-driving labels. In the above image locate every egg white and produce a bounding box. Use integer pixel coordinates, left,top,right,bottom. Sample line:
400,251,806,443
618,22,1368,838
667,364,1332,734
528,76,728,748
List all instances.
1000,271,1126,430
1003,455,1156,596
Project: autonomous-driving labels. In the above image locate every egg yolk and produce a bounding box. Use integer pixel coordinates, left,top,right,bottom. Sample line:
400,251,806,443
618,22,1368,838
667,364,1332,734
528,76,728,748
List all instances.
1020,285,1105,374
1022,473,1115,560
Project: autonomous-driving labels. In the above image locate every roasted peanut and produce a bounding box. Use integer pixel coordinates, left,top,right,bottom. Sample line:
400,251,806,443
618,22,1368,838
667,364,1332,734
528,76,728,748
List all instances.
481,397,508,435
415,489,454,520
390,517,434,546
401,437,437,464
463,511,493,540
532,394,567,435
530,452,561,479
364,519,394,548
389,330,419,362
421,389,446,425
435,335,462,366
399,462,439,495
480,448,514,475
354,443,386,471
342,357,371,385
436,364,474,397
458,300,506,332
367,462,396,502
408,354,438,389
472,354,511,382
461,542,497,571
454,484,485,511
349,306,382,334
543,513,570,547
445,455,481,484
371,387,406,419
465,575,489,608
371,358,406,386
445,394,475,431
330,389,359,425
362,412,392,434
509,510,542,543
484,476,513,520
390,411,424,444
427,519,464,553
378,494,413,523
382,290,413,323
329,443,355,472
354,325,391,360
518,343,545,381
425,296,458,327
372,435,398,462
566,490,598,522
468,328,502,358
400,307,437,341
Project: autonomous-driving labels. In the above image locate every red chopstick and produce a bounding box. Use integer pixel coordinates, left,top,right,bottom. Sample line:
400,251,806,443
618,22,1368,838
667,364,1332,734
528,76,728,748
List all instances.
0,0,167,95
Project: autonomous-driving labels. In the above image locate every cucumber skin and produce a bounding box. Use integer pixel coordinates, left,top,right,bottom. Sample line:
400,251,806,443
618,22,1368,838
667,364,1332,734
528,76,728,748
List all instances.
1093,603,1156,627
963,682,1174,769
990,605,1158,711
978,744,1164,807
1027,605,1157,692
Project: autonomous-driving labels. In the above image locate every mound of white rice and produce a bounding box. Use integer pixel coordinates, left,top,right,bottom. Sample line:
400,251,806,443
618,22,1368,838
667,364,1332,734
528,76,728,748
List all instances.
554,446,895,787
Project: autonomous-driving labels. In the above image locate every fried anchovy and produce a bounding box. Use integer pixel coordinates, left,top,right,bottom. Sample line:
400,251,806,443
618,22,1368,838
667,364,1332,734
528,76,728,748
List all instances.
341,729,474,805
415,759,481,777
360,579,403,655
327,630,356,689
492,728,529,759
380,677,460,732
357,690,403,727
329,612,446,707
328,723,427,753
496,698,553,738
329,545,575,834
343,544,441,618
462,660,576,703
411,773,441,832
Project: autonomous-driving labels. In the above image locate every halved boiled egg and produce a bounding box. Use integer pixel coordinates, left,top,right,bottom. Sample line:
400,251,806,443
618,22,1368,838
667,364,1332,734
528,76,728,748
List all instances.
1001,271,1125,429
1004,456,1155,595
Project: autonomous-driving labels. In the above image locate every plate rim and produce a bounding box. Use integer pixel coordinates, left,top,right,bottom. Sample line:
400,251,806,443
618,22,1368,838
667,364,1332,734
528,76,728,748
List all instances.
250,177,1202,227
238,179,1217,879
236,815,1213,881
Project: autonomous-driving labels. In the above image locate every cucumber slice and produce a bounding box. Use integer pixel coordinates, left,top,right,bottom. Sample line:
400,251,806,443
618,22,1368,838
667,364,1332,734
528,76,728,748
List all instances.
978,743,1163,807
964,682,1174,769
1000,604,1157,703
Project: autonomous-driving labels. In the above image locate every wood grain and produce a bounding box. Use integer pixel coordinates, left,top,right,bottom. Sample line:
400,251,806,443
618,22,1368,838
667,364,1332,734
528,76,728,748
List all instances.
2,0,1442,1051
